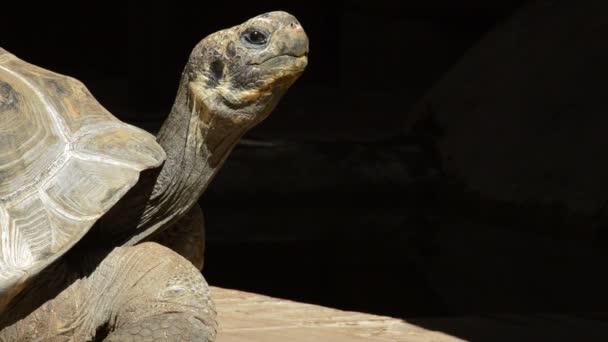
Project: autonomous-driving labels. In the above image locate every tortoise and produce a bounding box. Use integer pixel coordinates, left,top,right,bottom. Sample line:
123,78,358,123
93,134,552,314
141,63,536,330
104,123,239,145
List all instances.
0,11,308,341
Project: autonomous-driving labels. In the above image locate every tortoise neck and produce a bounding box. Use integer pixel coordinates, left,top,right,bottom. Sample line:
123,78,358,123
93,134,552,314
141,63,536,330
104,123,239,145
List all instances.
123,74,245,244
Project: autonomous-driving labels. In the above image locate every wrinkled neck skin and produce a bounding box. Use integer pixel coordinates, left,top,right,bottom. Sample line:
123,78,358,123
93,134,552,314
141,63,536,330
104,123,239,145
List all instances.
115,63,287,246
134,80,243,242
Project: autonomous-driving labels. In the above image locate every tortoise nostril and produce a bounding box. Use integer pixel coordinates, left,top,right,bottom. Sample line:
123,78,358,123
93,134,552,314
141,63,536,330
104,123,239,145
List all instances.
289,22,304,32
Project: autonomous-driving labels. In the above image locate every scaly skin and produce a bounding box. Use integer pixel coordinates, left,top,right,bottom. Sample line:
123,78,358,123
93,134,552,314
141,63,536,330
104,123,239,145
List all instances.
0,243,216,341
151,204,206,270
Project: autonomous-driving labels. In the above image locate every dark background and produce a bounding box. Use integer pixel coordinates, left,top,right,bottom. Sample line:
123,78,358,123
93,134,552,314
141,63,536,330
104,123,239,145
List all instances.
3,0,608,340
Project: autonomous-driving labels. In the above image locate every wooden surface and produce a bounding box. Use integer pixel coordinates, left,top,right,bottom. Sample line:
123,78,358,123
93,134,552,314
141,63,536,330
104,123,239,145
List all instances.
212,287,464,342
212,287,608,342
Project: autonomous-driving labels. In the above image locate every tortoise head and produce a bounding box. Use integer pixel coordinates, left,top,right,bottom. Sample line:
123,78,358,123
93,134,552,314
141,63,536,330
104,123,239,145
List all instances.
185,11,308,128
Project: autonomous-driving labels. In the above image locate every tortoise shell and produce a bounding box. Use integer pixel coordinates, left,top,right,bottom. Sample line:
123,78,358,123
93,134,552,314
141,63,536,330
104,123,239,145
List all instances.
0,48,166,312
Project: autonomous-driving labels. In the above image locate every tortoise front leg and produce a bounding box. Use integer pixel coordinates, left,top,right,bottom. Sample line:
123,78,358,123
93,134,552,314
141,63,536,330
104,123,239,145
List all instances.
104,312,214,342
0,242,216,341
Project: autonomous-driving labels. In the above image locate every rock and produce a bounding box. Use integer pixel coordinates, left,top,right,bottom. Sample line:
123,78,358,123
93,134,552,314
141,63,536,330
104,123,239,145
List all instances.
200,140,438,242
405,0,608,217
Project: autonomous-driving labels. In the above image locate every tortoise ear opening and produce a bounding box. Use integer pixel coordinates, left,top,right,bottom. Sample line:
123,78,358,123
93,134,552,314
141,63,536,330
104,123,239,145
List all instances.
207,60,224,88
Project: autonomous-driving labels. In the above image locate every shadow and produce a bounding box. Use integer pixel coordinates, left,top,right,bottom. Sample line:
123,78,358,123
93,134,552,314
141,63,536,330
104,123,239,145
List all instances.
200,140,608,341
408,314,608,342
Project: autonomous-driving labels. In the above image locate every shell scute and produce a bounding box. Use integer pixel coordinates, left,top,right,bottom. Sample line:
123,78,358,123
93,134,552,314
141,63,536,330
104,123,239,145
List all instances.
0,48,166,313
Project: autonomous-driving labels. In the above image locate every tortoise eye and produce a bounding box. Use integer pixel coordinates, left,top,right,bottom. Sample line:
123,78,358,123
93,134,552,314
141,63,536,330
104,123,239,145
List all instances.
242,29,268,46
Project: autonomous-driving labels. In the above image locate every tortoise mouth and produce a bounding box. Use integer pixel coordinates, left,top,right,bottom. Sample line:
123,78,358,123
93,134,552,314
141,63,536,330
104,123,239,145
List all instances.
250,54,308,72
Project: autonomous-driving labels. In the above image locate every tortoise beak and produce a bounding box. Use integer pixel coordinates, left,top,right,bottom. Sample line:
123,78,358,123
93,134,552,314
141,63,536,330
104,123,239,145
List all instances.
256,20,309,72
275,20,309,59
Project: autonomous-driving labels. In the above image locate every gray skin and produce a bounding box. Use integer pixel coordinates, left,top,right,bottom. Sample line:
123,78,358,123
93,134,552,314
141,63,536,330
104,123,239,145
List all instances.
0,11,308,341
